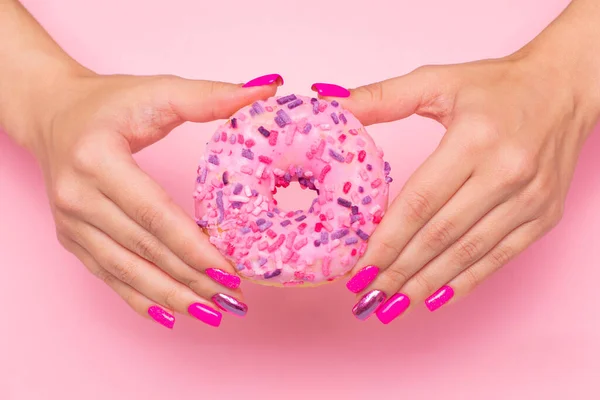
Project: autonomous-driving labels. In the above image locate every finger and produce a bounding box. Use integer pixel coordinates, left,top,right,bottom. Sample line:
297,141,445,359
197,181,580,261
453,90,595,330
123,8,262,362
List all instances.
312,66,455,126
63,237,176,329
84,193,243,297
347,138,474,294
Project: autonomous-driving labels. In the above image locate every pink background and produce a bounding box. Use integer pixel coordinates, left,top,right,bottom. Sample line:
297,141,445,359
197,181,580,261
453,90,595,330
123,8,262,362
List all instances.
1,0,599,398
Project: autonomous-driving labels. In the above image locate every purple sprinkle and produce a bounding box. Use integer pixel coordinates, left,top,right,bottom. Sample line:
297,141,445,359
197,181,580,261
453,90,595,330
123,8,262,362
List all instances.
258,221,273,232
295,215,307,222
314,240,321,247
258,126,271,137
281,220,292,227
196,176,201,183
249,109,257,117
312,101,319,114
276,94,297,105
287,98,303,109
274,207,280,213
241,148,254,160
274,116,286,128
328,149,345,163
222,171,229,185
339,113,347,124
362,196,372,205
267,212,274,218
296,166,304,176
252,102,265,115
337,197,352,208
208,155,220,165
350,214,361,223
298,177,308,188
213,131,221,142
216,191,224,223
345,237,359,245
351,205,359,215
276,109,292,124
283,172,291,183
231,118,237,129
358,186,364,193
264,269,282,279
331,100,339,107
308,198,318,213
251,189,259,197
330,113,339,124
311,98,318,103
229,133,236,144
321,231,329,244
199,168,208,184
385,176,394,183
302,123,312,134
366,164,373,171
356,229,370,241
197,219,208,228
384,161,391,174
331,228,350,240
236,263,245,271
231,202,242,209
295,210,303,215
259,257,268,266
256,218,266,226
240,227,251,234
233,183,243,195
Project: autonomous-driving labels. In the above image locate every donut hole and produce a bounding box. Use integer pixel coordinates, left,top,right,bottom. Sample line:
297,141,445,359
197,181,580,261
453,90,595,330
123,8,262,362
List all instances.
272,180,318,212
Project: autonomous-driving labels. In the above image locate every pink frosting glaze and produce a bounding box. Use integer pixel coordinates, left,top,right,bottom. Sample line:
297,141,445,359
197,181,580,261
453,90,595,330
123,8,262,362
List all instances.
194,94,391,286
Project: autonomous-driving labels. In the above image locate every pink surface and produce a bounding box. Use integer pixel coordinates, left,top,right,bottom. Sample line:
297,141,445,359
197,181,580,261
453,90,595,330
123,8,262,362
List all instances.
1,0,598,398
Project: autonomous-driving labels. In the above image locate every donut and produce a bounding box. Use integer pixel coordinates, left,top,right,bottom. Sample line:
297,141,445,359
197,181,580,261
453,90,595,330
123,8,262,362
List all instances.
194,94,392,287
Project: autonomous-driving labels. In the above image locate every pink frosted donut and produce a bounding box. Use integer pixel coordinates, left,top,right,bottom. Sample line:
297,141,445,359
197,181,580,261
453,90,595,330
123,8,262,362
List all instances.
194,94,392,287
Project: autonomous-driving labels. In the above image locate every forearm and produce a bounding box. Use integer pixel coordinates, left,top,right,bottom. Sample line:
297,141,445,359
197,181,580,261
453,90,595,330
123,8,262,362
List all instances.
0,0,89,149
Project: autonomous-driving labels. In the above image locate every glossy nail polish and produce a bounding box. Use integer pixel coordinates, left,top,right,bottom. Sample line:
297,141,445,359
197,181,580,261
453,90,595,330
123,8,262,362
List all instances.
212,293,248,317
376,293,410,324
352,290,387,321
188,303,222,327
425,285,454,312
206,268,241,289
148,305,175,329
243,74,284,88
311,83,351,98
346,265,379,293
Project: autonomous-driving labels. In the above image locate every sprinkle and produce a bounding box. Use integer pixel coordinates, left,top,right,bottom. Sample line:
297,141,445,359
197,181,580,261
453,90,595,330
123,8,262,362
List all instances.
245,139,255,147
322,256,331,276
295,215,307,222
339,113,347,124
267,212,274,218
360,170,369,181
255,163,266,178
276,109,292,124
197,219,208,228
351,205,359,215
312,101,319,114
199,168,207,184
237,134,244,144
302,123,312,134
274,116,286,128
384,161,391,174
358,186,364,193
345,153,354,163
337,197,352,208
345,237,359,245
366,164,373,171
285,128,295,145
264,269,282,279
294,237,308,250
258,221,273,232
208,155,220,165
371,189,380,198
286,231,297,249
331,228,350,240
328,149,345,162
362,196,372,205
229,133,236,144
343,182,352,194
252,102,265,115
258,126,270,137
330,113,339,124
213,131,220,142
298,222,307,232
221,132,227,142
287,98,303,109
229,195,250,203
338,134,347,143
350,214,361,223
371,179,382,188
314,240,321,247
231,118,238,128
349,129,358,136
331,100,339,107
329,239,341,250
256,218,266,226
370,205,382,215
281,220,291,227
240,226,251,234
311,97,318,103
216,191,224,223
320,123,331,130
358,150,366,162
268,130,278,146
356,229,370,241
258,155,273,164
222,171,229,185
268,234,286,252
321,231,329,244
249,109,256,117
385,176,393,183
258,257,268,266
233,183,243,195
241,148,254,161
277,94,297,105
240,166,253,175
318,165,332,183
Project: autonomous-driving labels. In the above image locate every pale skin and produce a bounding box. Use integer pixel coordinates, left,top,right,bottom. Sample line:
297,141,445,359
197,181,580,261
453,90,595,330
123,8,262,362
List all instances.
2,0,598,326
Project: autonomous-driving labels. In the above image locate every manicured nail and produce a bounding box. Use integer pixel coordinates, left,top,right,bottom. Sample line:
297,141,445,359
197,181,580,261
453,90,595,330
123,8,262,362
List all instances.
206,268,241,289
425,285,454,312
188,303,222,327
212,293,248,317
376,293,410,324
243,74,284,88
346,265,379,293
311,83,351,98
352,290,387,321
148,305,175,329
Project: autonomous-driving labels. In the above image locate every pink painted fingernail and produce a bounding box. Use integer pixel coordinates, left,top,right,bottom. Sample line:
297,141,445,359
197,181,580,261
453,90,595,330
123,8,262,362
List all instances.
243,74,284,88
311,83,351,98
346,265,379,293
376,293,410,324
212,293,248,317
188,303,222,327
352,290,387,321
206,268,241,289
425,286,454,312
148,305,175,329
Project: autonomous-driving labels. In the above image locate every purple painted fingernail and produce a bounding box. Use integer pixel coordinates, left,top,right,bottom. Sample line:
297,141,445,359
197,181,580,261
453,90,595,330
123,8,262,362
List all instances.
346,265,379,293
212,293,248,317
352,290,387,321
188,303,222,327
206,268,241,289
243,74,284,88
311,83,351,98
148,305,175,329
425,286,454,312
376,293,410,324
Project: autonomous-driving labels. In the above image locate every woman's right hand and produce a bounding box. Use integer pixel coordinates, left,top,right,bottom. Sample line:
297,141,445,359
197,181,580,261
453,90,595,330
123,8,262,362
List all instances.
23,70,282,329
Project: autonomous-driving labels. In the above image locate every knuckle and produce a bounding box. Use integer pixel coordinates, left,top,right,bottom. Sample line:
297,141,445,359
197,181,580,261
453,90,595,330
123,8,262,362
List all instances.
132,234,162,264
373,236,403,260
359,82,385,104
488,244,514,270
111,260,139,286
462,268,481,292
162,286,180,310
452,234,484,265
498,148,538,188
421,219,456,252
51,179,81,214
383,265,412,286
136,204,164,234
413,273,437,295
401,189,435,224
71,137,102,173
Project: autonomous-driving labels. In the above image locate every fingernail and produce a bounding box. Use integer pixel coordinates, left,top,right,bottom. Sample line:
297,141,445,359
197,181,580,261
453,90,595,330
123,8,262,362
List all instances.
243,74,284,88
346,265,379,293
212,293,248,317
148,305,175,329
425,285,454,312
352,290,387,321
376,293,410,324
311,83,351,98
188,303,222,327
206,268,241,289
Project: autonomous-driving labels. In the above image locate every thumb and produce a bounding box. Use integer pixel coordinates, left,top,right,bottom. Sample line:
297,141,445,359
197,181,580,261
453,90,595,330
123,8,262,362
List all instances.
313,66,452,126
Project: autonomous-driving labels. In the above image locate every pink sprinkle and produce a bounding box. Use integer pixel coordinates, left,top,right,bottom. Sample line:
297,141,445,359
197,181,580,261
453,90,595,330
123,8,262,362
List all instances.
210,148,223,154
253,195,263,207
349,129,358,136
294,271,305,280
259,155,273,164
282,250,293,263
315,140,326,159
211,178,223,188
357,138,366,147
318,165,332,183
258,241,269,251
322,221,333,232
266,229,277,239
273,168,285,176
298,223,307,232
304,171,314,177
377,147,384,157
326,209,334,220
360,170,369,181
343,182,352,194
358,150,366,162
345,153,355,163
266,106,273,112
221,132,227,142
370,205,382,215
240,166,253,175
255,163,266,178
371,179,382,188
245,139,255,148
359,242,368,256
351,192,360,204
291,252,300,262
294,238,308,250
229,195,250,203
244,185,252,196
269,131,278,146
286,231,297,249
326,136,335,144
371,189,380,198
328,239,341,251
237,134,244,144
306,152,314,159
318,103,327,112
286,128,295,145
338,134,347,143
322,256,331,277
268,234,286,253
